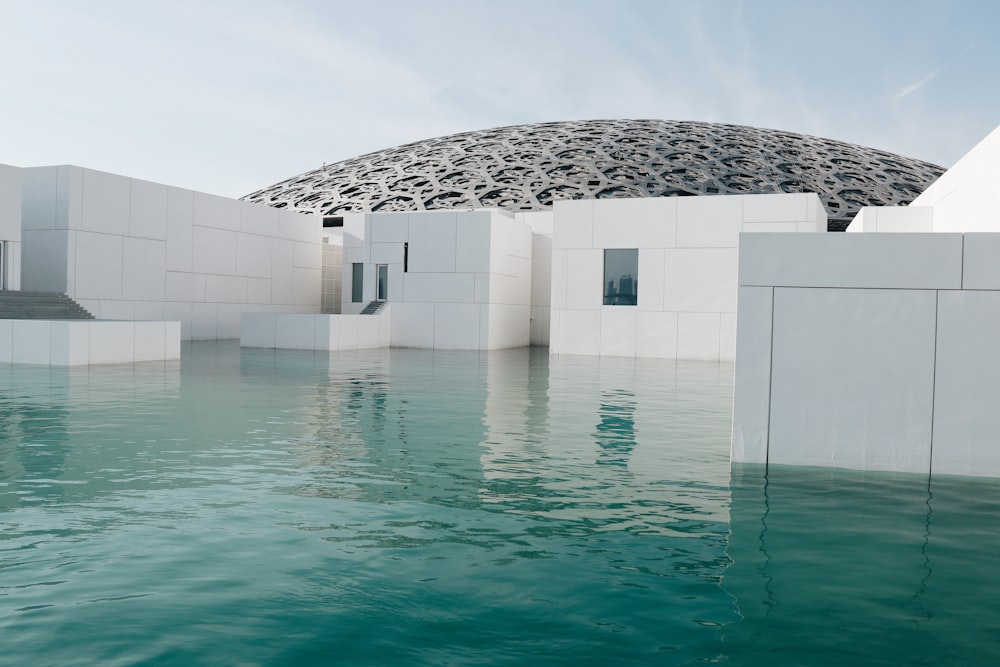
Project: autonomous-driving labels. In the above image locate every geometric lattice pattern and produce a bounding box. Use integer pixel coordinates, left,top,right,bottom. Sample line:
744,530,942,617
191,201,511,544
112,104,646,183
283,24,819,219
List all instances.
243,119,945,232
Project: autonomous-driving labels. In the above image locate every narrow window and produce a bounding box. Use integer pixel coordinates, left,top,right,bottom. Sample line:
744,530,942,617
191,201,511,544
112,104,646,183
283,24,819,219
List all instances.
322,216,344,228
351,263,363,303
403,242,409,273
376,264,388,301
603,249,638,306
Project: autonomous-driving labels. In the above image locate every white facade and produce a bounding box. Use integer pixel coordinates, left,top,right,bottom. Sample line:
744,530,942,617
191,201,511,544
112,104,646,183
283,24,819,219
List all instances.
339,209,532,350
0,164,22,291
21,166,322,340
548,194,827,360
241,310,391,351
732,122,1000,478
0,319,180,365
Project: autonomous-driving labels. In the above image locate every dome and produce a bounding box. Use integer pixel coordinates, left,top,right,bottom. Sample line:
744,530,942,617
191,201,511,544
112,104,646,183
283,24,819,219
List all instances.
243,119,945,232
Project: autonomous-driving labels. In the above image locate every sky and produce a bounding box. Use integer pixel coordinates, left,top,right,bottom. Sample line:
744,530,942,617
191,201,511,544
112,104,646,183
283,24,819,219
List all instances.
1,0,998,199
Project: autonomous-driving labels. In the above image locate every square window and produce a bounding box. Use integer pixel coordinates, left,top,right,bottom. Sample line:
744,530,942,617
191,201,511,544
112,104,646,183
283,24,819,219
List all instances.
604,249,638,306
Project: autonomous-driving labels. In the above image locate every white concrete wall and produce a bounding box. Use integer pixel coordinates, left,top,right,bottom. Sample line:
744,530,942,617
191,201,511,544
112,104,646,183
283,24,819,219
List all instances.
732,231,1000,477
20,166,322,339
241,310,391,351
911,124,1000,232
0,319,180,365
342,209,533,350
0,164,22,290
549,193,826,360
516,210,554,346
847,206,934,232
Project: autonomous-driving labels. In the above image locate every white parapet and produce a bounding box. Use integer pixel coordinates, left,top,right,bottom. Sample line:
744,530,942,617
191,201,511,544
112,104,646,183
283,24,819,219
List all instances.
240,308,391,351
732,231,1000,478
0,319,181,366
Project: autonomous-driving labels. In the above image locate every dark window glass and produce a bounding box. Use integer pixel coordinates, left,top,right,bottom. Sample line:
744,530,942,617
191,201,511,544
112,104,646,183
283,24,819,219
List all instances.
603,249,638,306
323,216,344,228
351,263,363,303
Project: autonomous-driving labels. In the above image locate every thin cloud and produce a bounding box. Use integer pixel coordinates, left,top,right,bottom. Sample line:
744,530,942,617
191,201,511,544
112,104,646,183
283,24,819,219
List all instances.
891,67,943,102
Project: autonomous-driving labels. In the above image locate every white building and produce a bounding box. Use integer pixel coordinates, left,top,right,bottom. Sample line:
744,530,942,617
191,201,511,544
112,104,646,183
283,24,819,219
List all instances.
731,124,1000,478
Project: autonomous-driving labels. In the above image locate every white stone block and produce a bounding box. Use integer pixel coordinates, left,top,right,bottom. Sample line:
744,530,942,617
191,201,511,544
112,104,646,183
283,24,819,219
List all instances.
134,301,165,321
356,314,382,349
676,195,743,248
932,290,1000,477
487,303,529,349
74,232,124,300
564,249,602,309
731,286,772,464
275,313,316,349
293,267,320,306
293,241,321,270
237,233,273,278
13,321,50,364
337,315,360,349
0,320,12,363
742,222,797,233
961,234,1000,289
129,179,168,240
89,322,135,365
99,300,135,320
165,272,206,302
193,191,241,231
739,232,963,289
216,303,243,339
270,239,295,304
676,312,721,360
165,187,194,272
133,321,166,361
636,310,677,358
456,214,491,273
531,233,552,307
552,199,594,249
599,306,637,357
81,169,130,236
241,313,276,347
163,302,193,340
21,229,68,292
191,303,218,339
391,302,435,348
742,193,808,223
663,248,738,313
206,275,247,303
370,213,409,242
403,272,474,303
550,249,567,309
433,303,481,349
247,277,271,304
554,309,601,355
768,287,936,473
164,322,181,358
408,212,457,272
123,237,166,301
50,321,90,366
192,226,237,276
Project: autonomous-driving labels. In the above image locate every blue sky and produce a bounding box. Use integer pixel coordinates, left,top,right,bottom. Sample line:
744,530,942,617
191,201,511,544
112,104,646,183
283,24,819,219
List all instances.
1,0,997,198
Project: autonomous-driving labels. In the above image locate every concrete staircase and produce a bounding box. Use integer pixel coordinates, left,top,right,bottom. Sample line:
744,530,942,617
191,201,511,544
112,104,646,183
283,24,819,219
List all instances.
359,300,386,315
0,291,96,320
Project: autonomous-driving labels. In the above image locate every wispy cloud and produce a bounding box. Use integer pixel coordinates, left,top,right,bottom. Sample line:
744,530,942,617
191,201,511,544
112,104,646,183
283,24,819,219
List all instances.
891,67,943,102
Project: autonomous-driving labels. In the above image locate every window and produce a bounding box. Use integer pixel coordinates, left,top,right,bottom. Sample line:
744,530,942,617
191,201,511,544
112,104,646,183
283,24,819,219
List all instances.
351,263,363,302
603,249,638,306
376,264,388,301
322,216,344,228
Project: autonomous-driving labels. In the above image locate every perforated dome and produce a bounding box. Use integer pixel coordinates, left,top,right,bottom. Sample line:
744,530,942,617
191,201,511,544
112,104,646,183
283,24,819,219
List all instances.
244,119,944,231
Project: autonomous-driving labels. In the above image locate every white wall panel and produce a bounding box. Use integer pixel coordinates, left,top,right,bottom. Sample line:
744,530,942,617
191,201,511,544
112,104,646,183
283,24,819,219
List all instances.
166,272,206,302
553,309,601,355
676,312,721,360
663,248,737,312
742,193,809,223
206,275,247,303
89,321,134,365
408,212,457,272
932,290,1000,476
635,310,677,358
456,215,491,273
165,187,194,272
240,201,280,236
369,213,409,242
433,303,481,349
552,199,594,249
676,195,742,247
81,169,129,235
391,302,435,348
769,287,936,473
192,227,237,276
193,191,241,231
730,286,772,464
129,179,168,240
593,197,675,248
564,249,602,310
488,303,530,349
739,232,963,289
961,233,1000,289
404,272,474,303
599,307,637,357
123,238,166,301
74,232,123,300
275,313,316,349
237,233,272,278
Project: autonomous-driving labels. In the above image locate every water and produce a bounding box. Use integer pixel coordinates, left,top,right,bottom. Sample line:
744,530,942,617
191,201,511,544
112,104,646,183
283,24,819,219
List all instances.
1,342,998,665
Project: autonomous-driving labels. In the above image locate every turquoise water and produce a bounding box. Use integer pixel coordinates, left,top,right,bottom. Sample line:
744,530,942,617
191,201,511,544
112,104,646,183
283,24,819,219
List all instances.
1,342,998,666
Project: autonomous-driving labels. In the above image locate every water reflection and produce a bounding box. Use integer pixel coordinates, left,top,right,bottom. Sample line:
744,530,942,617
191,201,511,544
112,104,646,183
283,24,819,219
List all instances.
722,465,1000,664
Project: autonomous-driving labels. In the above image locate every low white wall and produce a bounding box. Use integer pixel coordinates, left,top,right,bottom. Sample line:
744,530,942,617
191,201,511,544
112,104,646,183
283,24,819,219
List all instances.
0,319,180,365
0,164,22,290
549,193,826,360
342,209,532,350
241,310,391,351
21,166,322,340
732,231,1000,477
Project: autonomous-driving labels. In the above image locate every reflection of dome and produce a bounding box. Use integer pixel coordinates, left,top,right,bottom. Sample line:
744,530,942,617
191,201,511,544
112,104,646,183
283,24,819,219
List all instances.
243,119,945,231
